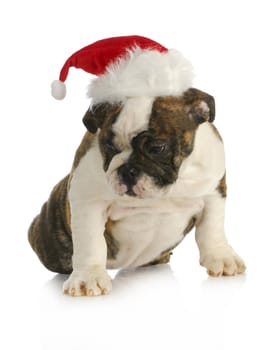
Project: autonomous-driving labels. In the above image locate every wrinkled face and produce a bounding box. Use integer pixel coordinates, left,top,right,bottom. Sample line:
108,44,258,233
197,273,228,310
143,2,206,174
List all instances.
83,88,215,199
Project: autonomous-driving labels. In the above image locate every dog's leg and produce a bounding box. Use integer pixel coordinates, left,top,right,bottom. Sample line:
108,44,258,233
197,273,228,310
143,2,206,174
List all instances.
195,192,246,277
63,200,112,296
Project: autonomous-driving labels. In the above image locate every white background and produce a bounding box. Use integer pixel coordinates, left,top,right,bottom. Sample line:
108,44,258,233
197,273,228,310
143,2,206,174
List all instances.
1,0,270,349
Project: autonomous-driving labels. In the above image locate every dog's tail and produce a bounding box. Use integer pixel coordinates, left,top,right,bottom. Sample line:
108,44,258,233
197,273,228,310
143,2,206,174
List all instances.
28,175,73,274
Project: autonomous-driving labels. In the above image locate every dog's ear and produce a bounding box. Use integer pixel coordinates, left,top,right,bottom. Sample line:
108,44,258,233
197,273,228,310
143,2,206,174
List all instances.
82,109,99,133
83,103,122,134
82,103,111,134
184,88,215,124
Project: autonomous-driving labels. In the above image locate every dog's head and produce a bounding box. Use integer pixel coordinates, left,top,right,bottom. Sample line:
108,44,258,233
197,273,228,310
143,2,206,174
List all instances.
83,88,215,198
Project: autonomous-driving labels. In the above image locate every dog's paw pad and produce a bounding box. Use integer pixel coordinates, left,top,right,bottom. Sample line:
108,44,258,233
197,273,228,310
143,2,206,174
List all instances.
63,267,112,297
200,245,246,277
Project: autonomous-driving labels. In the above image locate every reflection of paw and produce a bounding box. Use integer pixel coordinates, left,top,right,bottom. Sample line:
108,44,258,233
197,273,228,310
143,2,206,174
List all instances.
200,245,246,277
63,266,112,297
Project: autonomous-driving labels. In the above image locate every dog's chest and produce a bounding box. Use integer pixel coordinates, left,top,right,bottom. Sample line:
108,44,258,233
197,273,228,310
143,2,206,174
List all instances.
106,198,203,268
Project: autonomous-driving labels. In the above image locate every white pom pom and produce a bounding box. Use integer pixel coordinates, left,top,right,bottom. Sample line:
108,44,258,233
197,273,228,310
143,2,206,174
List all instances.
51,80,66,100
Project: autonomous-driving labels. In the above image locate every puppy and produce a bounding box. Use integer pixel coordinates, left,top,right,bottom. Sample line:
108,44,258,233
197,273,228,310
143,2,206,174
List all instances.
28,88,246,296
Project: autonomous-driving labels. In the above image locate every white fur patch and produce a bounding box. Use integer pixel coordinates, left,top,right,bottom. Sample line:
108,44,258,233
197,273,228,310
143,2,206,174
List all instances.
106,150,132,195
112,96,154,148
195,194,246,276
88,48,194,103
131,174,169,199
63,265,112,296
106,197,204,269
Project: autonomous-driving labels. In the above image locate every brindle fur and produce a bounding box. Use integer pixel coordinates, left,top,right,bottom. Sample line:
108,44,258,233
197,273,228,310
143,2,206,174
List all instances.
216,173,227,198
102,90,215,190
83,103,122,134
28,175,73,273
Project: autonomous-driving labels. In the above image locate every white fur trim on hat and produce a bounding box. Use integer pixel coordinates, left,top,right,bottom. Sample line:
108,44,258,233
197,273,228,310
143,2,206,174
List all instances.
88,47,194,103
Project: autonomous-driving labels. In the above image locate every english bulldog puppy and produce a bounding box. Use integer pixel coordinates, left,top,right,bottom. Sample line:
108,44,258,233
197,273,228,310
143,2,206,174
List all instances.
28,88,246,296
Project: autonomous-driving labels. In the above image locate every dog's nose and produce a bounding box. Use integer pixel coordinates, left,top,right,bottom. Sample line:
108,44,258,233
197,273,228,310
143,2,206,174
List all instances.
128,167,138,178
118,164,139,189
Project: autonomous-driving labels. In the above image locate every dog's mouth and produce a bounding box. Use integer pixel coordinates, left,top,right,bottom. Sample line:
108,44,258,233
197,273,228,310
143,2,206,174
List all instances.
117,181,145,198
126,187,136,197
107,164,166,199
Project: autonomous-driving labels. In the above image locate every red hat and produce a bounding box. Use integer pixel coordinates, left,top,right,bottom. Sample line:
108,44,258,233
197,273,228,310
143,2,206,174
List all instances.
51,35,194,102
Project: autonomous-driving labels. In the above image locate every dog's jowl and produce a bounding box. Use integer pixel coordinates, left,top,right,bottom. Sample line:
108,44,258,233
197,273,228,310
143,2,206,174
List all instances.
28,88,246,296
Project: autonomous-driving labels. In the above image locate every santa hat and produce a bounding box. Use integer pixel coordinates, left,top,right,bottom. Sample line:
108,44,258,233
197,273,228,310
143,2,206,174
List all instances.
51,35,194,103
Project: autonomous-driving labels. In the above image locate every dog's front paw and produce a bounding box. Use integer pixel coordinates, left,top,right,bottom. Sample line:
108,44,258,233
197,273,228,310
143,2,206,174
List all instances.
200,245,246,277
63,266,112,297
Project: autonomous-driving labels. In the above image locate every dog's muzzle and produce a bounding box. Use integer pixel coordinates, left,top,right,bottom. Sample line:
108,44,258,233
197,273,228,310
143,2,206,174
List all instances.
117,164,140,196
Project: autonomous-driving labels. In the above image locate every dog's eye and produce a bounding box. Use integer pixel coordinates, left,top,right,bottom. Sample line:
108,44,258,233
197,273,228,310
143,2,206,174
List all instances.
148,143,167,155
